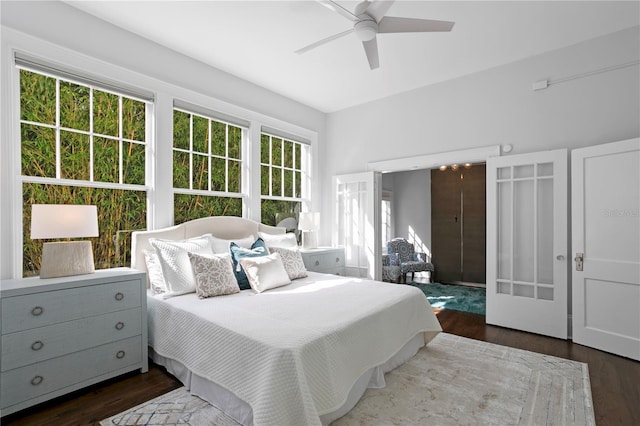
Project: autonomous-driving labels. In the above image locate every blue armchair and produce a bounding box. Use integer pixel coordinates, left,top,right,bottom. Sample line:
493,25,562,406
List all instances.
383,238,434,283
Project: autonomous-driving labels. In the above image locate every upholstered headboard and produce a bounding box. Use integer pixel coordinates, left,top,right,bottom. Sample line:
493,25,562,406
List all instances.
131,216,284,284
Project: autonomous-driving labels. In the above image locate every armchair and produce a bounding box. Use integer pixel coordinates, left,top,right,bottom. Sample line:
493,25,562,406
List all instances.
383,238,434,283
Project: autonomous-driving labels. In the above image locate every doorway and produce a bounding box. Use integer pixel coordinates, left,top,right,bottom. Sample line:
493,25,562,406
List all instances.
431,164,486,285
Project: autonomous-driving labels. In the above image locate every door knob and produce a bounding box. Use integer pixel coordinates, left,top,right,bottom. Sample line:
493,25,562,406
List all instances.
574,253,584,271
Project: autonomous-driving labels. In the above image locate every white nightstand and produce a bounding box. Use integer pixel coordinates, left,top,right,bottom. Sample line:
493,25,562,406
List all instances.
0,268,148,416
300,247,346,275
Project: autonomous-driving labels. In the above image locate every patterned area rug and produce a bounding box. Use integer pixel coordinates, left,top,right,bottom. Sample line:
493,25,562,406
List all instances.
410,282,486,315
101,333,594,426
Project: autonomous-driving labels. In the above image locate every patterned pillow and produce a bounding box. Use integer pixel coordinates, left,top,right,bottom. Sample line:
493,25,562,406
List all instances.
150,234,215,298
188,252,239,298
268,246,308,280
239,252,291,293
229,238,269,290
143,249,166,295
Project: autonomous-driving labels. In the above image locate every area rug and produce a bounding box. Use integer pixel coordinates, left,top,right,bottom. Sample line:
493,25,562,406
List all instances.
101,333,594,426
410,281,486,315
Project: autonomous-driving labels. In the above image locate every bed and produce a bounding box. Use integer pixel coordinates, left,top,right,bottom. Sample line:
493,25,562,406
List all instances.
131,216,442,425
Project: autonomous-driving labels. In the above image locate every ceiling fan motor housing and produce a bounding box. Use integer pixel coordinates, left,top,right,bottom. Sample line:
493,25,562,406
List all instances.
354,19,378,41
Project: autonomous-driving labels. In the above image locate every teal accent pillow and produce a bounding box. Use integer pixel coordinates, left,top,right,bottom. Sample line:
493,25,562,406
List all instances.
230,238,269,290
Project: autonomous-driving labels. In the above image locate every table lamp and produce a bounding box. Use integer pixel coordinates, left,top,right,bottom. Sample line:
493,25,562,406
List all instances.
298,212,319,249
30,204,99,279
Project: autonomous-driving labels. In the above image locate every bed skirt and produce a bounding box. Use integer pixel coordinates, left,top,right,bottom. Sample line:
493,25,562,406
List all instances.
149,332,426,425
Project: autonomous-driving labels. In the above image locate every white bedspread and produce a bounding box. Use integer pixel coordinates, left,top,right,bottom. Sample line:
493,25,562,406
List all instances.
147,272,441,426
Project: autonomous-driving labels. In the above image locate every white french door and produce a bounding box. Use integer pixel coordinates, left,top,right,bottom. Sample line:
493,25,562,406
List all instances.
571,138,640,360
333,172,381,280
486,149,568,338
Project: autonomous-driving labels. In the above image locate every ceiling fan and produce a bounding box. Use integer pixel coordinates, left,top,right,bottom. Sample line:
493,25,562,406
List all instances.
296,0,455,70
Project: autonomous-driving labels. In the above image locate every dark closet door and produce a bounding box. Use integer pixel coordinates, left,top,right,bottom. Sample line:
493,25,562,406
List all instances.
431,165,486,284
461,165,486,283
431,168,462,283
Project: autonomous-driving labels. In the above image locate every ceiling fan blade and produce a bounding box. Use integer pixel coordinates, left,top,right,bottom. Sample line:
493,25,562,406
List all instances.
317,0,359,22
364,0,395,23
362,37,380,70
295,28,354,55
378,17,455,33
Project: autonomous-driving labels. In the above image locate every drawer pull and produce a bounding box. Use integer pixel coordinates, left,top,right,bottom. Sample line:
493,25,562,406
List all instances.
31,340,44,351
115,321,125,330
315,260,320,266
116,350,126,359
115,292,124,301
31,306,44,316
31,375,43,386
336,257,340,263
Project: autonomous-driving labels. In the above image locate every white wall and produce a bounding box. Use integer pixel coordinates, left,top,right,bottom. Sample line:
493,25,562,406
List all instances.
388,170,431,257
322,26,640,245
0,1,326,278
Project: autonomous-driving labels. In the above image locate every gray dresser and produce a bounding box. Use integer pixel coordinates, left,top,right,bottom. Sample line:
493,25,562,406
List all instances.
0,268,148,416
300,247,346,275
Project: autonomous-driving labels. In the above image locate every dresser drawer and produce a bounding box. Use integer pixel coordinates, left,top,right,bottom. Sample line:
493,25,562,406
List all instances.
2,308,142,372
1,335,142,408
303,250,345,274
1,280,141,333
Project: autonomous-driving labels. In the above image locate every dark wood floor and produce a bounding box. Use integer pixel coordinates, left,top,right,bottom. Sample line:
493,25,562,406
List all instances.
3,309,639,425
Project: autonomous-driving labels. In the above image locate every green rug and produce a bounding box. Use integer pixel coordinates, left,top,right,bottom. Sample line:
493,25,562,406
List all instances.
409,282,486,315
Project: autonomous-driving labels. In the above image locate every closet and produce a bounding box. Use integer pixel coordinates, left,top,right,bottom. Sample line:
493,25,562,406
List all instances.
431,164,486,284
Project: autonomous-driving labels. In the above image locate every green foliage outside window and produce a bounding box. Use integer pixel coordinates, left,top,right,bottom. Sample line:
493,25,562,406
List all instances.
174,194,242,225
261,200,300,227
20,69,148,276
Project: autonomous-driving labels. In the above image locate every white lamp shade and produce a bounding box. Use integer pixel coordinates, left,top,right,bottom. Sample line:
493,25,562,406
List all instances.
31,204,99,239
298,212,320,231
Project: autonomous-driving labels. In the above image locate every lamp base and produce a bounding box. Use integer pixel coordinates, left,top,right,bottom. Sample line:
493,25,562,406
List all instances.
301,231,318,250
40,241,95,279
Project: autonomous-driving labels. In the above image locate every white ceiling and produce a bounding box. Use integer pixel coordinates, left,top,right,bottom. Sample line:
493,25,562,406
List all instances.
65,1,639,113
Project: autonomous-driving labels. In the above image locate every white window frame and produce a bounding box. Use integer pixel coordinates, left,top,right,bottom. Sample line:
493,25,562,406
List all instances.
260,131,309,204
172,106,246,206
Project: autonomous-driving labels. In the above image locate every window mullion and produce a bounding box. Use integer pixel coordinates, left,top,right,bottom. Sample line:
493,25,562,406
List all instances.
55,78,61,179
280,137,284,197
208,119,212,192
118,95,124,185
189,114,193,191
224,124,229,193
89,88,94,182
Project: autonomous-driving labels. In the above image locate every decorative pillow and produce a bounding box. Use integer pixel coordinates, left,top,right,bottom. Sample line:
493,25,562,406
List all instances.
229,238,269,290
211,235,255,254
239,252,291,293
150,234,214,298
258,232,298,249
188,252,239,298
268,246,308,280
143,249,167,295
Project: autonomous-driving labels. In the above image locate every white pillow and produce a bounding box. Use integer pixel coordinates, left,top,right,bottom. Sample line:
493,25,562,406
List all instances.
211,235,255,254
150,234,214,298
268,246,308,280
188,252,239,298
143,249,167,295
258,232,298,249
239,252,291,293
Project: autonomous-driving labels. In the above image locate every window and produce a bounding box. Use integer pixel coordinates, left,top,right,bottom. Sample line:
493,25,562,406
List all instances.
381,192,393,247
260,132,308,226
20,68,149,276
173,107,244,224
